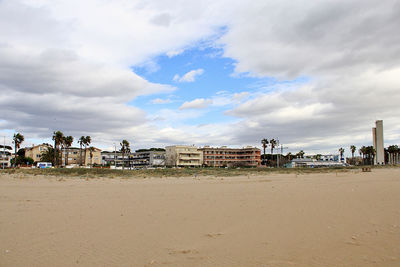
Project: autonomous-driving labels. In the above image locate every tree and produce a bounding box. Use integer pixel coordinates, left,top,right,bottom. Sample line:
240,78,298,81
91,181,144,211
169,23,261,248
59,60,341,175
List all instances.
40,147,55,164
11,156,33,166
359,146,367,165
120,140,130,170
17,148,26,158
78,136,85,166
387,145,398,164
52,131,64,167
365,146,375,165
261,138,268,165
12,133,24,167
63,136,74,166
83,136,91,166
269,138,279,167
339,148,345,162
296,150,305,159
350,145,356,159
269,139,277,155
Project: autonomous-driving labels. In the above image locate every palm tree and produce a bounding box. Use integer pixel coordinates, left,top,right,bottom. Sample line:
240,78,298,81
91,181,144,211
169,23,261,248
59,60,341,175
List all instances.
78,136,85,166
366,146,375,165
339,147,345,162
12,133,24,167
83,136,91,166
387,145,398,165
269,138,278,166
359,146,367,165
296,150,305,159
261,138,268,165
88,146,95,168
40,147,55,165
269,139,277,155
120,140,130,170
63,136,74,166
52,131,64,167
350,145,356,159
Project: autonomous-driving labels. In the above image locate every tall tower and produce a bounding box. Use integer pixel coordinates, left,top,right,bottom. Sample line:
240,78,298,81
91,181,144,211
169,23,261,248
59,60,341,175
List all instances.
372,120,384,165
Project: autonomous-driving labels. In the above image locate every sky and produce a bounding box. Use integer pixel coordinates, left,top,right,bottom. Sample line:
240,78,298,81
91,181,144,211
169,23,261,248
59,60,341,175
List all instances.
0,0,400,156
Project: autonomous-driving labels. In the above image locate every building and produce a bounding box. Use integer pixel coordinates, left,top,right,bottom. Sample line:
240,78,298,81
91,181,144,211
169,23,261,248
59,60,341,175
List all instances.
131,150,165,168
372,120,385,165
62,147,102,166
101,151,130,168
287,158,346,168
0,150,11,168
199,146,261,167
165,145,203,167
24,143,52,163
308,154,339,162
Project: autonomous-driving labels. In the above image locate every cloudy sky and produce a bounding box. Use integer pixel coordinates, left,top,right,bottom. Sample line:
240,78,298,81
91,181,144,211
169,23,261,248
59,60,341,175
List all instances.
1,0,399,155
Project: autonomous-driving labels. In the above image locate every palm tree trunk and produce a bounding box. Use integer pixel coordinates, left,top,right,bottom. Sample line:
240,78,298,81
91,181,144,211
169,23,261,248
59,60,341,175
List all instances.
83,145,87,167
79,144,82,166
14,142,17,168
263,147,266,165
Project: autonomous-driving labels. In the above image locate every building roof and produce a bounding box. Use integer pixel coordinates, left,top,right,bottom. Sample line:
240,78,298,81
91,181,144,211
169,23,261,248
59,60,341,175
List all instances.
25,143,52,150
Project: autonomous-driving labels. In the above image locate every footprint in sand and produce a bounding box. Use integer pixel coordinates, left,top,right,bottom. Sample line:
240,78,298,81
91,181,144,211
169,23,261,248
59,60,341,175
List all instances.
205,233,224,238
168,249,199,255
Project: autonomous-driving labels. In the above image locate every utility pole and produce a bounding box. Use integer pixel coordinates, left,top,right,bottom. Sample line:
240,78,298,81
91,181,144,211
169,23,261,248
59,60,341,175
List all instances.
114,143,117,169
277,144,289,168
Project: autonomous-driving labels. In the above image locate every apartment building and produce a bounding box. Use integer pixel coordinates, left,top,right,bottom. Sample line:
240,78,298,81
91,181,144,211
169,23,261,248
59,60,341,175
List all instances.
101,151,130,168
131,150,165,168
62,147,102,166
0,150,11,168
165,145,203,167
199,146,261,167
24,143,52,163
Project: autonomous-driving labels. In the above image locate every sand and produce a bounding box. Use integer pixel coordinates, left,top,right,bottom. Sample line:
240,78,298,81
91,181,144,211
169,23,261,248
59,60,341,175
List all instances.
1,168,400,266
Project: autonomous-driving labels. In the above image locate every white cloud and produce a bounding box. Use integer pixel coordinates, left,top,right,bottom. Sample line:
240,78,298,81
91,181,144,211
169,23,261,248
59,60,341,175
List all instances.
166,49,184,58
151,98,173,104
179,98,212,110
173,69,204,82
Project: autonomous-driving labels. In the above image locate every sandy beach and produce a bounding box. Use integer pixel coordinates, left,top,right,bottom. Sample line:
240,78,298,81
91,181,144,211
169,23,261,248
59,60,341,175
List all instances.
1,168,400,266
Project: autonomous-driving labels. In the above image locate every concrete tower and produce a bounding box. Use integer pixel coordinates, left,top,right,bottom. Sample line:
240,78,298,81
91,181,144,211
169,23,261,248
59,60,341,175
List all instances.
372,120,385,165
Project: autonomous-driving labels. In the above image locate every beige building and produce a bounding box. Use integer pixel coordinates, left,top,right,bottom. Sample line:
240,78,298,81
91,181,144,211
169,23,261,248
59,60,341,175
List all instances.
62,147,102,166
25,143,52,163
165,145,203,167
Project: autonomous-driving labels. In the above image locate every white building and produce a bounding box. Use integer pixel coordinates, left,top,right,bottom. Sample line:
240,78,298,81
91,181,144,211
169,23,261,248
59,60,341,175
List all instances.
288,158,346,168
0,150,11,168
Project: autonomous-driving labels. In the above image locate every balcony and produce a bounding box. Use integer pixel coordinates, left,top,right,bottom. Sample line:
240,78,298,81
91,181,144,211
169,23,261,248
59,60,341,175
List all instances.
179,154,201,160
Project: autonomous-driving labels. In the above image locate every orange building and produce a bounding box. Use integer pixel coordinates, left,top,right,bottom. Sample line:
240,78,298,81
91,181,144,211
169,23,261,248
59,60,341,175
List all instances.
199,146,261,167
